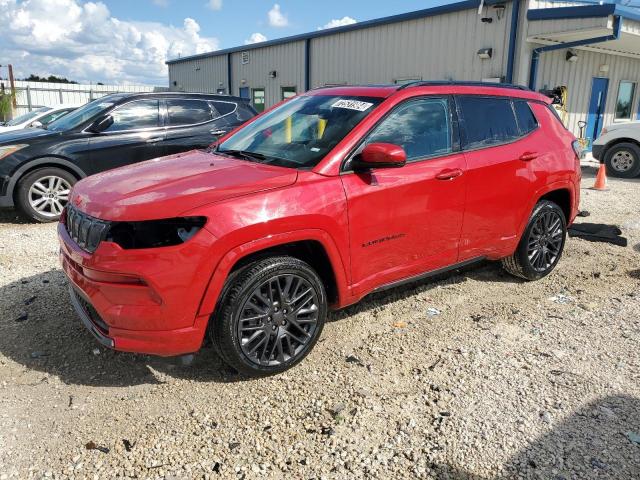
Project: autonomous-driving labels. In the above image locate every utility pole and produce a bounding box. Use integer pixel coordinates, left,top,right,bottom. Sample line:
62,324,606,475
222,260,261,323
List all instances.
7,64,17,108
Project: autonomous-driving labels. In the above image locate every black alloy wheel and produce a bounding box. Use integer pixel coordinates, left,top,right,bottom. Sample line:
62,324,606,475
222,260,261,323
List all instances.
526,209,564,273
237,273,320,367
502,200,567,281
212,256,327,376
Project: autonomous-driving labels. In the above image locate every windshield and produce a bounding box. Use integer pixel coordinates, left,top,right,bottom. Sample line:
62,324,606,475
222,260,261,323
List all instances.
217,95,383,169
6,107,50,126
47,95,121,132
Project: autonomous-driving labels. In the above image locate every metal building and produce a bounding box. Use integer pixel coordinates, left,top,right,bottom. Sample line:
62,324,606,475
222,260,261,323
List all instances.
166,0,640,146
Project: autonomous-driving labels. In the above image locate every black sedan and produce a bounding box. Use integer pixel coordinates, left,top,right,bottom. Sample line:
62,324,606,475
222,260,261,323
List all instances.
0,92,256,222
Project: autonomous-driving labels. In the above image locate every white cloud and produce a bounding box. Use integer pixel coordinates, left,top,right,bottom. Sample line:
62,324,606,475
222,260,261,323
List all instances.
245,32,267,45
0,0,220,85
319,16,357,30
206,0,222,10
267,3,288,27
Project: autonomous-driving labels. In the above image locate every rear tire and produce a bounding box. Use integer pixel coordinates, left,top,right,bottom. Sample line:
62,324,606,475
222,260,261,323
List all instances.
211,256,327,377
15,167,76,223
502,200,567,281
604,142,640,178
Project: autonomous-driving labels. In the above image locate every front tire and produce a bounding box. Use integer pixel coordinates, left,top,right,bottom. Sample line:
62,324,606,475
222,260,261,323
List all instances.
502,200,567,281
15,167,76,222
604,142,640,178
211,256,327,377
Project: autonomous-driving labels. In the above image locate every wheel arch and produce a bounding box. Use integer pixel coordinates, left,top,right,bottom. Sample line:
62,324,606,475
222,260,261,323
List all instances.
198,229,350,319
603,137,640,154
8,156,86,203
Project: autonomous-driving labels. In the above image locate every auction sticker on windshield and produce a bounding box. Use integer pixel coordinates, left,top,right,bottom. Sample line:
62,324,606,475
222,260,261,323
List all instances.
331,99,374,111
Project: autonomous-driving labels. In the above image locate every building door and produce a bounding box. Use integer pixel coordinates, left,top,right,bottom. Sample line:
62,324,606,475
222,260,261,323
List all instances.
252,88,265,112
585,77,609,150
239,87,250,100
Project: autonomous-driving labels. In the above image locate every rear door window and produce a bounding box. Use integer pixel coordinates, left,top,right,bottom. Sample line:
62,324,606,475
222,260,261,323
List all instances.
513,100,538,135
457,96,519,149
363,97,453,162
167,99,213,126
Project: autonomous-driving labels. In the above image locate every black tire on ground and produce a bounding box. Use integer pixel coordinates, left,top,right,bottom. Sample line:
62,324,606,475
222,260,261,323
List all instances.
501,200,567,281
603,142,640,178
210,256,327,377
15,167,77,223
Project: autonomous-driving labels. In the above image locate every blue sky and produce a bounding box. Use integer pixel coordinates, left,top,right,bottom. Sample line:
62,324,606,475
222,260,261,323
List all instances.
0,0,451,85
109,0,451,51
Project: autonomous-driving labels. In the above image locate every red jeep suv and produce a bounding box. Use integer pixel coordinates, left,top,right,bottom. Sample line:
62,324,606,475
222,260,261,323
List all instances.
58,82,581,376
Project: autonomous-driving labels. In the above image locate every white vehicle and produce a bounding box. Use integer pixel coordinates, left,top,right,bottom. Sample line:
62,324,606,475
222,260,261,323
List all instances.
0,104,80,133
592,121,640,178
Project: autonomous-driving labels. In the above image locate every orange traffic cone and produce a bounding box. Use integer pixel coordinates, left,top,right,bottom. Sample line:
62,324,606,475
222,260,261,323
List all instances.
591,162,608,191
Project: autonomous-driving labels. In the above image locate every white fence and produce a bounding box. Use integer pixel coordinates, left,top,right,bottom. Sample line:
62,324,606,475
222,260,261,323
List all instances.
1,81,165,117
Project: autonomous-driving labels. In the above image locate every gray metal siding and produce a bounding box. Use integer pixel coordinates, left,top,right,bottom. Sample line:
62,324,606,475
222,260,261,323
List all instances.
230,41,305,106
536,47,640,134
310,6,514,87
168,55,228,93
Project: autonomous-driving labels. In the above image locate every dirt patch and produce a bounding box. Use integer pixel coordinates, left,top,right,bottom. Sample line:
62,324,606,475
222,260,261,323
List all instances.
1,166,639,479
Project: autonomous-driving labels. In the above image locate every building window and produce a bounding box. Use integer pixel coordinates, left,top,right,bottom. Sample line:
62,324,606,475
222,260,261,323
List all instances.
614,81,636,120
252,88,265,113
281,86,296,100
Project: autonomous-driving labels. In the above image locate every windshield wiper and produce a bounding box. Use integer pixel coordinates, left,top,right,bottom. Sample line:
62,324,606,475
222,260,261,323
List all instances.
217,149,268,162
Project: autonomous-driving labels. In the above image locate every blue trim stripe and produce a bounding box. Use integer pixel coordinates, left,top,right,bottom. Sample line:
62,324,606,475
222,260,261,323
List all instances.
527,4,616,20
167,0,508,65
505,0,521,84
527,3,640,22
528,16,623,90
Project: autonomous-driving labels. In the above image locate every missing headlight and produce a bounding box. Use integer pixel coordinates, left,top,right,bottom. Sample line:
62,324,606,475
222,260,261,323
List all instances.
106,217,207,249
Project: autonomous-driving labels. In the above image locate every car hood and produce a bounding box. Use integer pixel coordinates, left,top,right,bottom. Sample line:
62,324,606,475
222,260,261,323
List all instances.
71,150,299,221
0,127,58,144
604,120,640,133
0,125,25,133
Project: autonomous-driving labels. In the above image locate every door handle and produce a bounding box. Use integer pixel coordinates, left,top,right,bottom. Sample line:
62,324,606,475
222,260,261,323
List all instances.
435,168,463,180
519,151,538,161
145,137,163,143
210,129,227,136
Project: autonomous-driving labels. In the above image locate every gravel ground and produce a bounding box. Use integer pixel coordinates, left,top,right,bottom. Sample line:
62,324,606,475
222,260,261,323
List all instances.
0,165,639,480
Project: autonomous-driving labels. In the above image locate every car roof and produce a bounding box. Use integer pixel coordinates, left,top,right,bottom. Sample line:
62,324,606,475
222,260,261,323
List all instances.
109,91,249,103
306,82,550,103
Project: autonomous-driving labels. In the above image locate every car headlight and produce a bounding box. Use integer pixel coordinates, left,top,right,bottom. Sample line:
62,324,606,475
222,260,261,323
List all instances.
105,217,207,249
0,144,28,160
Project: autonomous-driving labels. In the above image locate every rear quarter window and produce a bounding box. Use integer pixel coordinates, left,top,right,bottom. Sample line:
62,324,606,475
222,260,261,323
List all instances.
513,100,538,135
456,96,519,149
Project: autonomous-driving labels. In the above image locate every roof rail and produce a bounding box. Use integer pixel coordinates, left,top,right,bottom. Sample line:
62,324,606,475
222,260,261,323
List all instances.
396,81,532,91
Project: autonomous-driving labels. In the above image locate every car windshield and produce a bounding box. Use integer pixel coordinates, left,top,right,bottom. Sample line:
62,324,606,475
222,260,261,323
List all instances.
217,95,383,169
6,107,51,126
46,95,122,132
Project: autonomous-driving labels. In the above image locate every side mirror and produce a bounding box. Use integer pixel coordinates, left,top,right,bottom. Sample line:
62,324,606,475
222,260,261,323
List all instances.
88,115,114,133
30,120,43,128
353,143,406,170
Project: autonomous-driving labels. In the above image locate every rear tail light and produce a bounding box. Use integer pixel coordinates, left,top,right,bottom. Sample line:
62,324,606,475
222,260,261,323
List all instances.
571,139,584,159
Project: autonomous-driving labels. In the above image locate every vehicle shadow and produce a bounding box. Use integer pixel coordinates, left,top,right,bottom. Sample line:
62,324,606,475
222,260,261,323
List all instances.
0,208,30,225
432,394,640,480
329,260,518,323
0,270,243,387
0,261,516,387
580,164,640,184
